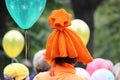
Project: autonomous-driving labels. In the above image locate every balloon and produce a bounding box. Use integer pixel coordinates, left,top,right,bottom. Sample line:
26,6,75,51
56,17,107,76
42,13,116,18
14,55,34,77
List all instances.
5,0,46,29
86,58,111,75
2,30,24,58
75,67,90,79
90,69,115,80
68,19,90,45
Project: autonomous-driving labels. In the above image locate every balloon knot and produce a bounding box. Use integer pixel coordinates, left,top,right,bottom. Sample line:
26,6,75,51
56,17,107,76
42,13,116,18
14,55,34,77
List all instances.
48,9,71,31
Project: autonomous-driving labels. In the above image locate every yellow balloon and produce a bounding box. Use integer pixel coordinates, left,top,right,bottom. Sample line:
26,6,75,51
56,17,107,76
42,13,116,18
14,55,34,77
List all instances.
68,19,90,45
2,30,24,58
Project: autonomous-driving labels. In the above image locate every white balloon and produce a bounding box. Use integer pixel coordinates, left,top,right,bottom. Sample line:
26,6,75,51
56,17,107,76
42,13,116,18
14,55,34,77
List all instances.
75,67,90,79
90,69,115,80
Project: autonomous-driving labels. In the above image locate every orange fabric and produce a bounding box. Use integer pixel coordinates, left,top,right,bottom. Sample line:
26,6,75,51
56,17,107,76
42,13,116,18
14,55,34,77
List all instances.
33,63,88,80
48,9,71,31
44,9,93,65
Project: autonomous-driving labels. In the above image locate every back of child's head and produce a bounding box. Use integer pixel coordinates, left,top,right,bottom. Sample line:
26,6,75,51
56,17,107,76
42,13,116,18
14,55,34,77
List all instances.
54,57,77,65
33,49,51,73
4,63,29,80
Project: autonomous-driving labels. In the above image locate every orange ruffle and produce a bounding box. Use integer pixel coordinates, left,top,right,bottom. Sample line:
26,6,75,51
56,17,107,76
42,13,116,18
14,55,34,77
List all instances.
44,9,93,65
48,9,71,31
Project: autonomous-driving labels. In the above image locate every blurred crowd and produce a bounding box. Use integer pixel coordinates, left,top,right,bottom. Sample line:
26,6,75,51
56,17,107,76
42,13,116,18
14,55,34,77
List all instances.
3,49,120,80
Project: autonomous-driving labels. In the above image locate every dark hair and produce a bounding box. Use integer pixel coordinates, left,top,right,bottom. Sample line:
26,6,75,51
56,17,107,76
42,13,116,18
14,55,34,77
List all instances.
54,57,77,65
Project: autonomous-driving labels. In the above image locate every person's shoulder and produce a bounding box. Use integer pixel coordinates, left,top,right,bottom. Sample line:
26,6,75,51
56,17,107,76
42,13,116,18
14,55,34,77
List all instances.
64,74,88,80
33,72,50,80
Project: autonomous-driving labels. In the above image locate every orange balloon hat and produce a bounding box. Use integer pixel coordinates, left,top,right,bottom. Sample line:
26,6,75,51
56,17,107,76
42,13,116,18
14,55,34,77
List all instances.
44,9,93,65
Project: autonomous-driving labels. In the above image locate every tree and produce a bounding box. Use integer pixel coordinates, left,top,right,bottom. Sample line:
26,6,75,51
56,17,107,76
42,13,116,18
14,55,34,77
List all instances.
70,0,103,67
0,0,11,79
94,0,120,63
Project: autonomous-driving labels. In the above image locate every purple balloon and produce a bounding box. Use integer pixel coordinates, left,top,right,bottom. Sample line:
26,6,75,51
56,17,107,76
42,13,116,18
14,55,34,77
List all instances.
90,69,115,80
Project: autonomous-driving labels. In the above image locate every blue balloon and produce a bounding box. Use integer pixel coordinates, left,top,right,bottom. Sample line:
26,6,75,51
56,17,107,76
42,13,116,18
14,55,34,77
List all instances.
90,69,115,80
5,0,46,29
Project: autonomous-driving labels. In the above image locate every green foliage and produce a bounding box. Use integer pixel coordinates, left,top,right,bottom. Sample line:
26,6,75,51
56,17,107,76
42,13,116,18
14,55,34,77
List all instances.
94,0,120,63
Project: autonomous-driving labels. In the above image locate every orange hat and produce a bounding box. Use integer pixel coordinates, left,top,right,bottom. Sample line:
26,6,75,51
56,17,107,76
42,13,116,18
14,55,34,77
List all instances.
44,9,93,65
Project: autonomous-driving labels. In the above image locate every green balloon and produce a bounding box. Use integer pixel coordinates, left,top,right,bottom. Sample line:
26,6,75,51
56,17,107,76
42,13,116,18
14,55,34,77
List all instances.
5,0,46,29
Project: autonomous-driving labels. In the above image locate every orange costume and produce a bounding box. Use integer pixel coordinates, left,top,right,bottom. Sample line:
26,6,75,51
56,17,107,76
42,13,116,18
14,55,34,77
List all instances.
34,63,87,80
34,9,93,80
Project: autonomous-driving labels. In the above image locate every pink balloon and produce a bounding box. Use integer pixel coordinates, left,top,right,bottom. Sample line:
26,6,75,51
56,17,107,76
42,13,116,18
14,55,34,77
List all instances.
75,67,90,79
86,58,111,75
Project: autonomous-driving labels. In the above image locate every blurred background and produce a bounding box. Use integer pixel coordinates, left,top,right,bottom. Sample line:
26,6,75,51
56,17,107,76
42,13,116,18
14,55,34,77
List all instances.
0,0,120,79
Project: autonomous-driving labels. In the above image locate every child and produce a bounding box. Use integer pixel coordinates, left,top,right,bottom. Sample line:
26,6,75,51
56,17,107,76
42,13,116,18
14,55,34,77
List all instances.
29,49,51,80
4,63,29,80
34,9,93,80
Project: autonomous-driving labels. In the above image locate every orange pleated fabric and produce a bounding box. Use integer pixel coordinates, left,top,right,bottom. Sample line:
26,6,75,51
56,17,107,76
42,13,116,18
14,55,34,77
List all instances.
44,9,93,65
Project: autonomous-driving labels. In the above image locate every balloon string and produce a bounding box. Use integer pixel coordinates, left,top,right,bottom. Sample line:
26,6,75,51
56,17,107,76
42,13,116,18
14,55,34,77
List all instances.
25,30,29,60
11,58,18,63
